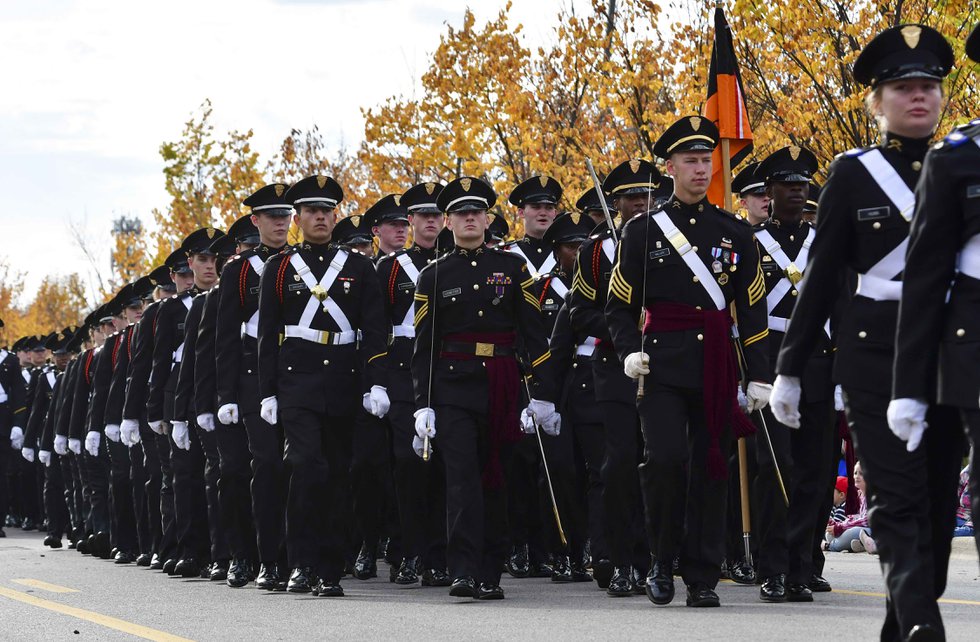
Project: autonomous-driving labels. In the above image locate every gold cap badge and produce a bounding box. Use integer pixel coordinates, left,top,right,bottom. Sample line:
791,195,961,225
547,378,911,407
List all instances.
629,159,641,173
425,182,435,195
460,178,472,192
690,116,702,131
901,25,922,49
789,146,801,161
275,184,286,197
316,175,328,189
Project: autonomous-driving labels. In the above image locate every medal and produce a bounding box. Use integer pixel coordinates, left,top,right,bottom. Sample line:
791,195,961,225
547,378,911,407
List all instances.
712,260,722,274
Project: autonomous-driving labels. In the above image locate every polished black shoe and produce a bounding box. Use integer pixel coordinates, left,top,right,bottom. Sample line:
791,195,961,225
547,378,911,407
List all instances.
606,566,635,597
21,517,37,531
730,559,757,585
592,558,613,589
163,558,179,575
92,532,111,559
632,567,648,595
4,515,16,528
551,555,572,582
175,558,202,578
76,537,90,555
505,543,531,578
209,560,230,582
287,567,316,593
477,583,505,600
570,559,593,583
313,580,345,597
353,546,377,580
226,560,253,588
394,556,421,585
449,576,478,598
645,562,675,605
787,583,814,602
110,547,119,559
529,560,553,578
686,583,720,607
114,551,137,564
421,567,452,587
43,534,56,547
906,624,943,642
149,554,163,570
760,575,787,603
135,553,152,567
256,563,284,591
808,574,832,593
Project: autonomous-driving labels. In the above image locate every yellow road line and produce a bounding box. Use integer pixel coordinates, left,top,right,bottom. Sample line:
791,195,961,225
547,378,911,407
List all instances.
831,589,980,607
11,578,79,593
0,586,194,641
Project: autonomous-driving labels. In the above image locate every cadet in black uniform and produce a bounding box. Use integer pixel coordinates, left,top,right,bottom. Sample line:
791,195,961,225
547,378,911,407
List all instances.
36,329,74,548
770,25,957,642
2,332,28,537
606,116,771,608
257,175,388,597
376,182,451,587
751,146,835,603
732,161,770,226
412,176,558,600
53,327,86,548
574,188,617,228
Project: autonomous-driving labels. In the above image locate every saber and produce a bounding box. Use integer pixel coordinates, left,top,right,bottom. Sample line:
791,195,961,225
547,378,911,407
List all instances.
585,158,618,244
523,377,567,548
756,408,789,507
636,172,654,401
422,228,444,462
737,437,753,567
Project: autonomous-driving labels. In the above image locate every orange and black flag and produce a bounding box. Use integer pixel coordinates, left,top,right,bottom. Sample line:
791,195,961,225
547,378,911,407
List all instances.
704,5,753,207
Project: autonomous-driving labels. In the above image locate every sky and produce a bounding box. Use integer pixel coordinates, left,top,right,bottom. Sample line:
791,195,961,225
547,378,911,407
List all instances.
0,0,579,303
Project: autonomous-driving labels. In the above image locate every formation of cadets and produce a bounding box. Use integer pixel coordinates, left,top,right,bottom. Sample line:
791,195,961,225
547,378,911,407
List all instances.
1,22,979,642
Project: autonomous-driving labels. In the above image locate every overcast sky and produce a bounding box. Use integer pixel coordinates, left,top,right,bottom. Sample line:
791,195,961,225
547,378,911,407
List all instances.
0,0,575,302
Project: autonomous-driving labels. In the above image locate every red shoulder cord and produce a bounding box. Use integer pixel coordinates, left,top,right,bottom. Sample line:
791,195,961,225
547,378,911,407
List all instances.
275,257,290,303
238,259,249,307
539,277,552,305
84,351,95,384
387,261,400,305
127,327,133,359
111,335,122,367
591,242,602,290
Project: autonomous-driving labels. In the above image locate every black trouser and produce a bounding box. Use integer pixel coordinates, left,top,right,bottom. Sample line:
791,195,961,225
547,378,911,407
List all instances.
845,389,963,642
638,381,727,588
128,441,150,554
170,422,209,563
436,404,510,586
59,450,83,534
198,426,229,563
573,420,609,563
43,452,69,538
755,398,836,583
961,409,980,559
215,421,256,561
599,400,647,570
243,411,286,564
140,427,163,557
390,400,446,568
17,455,40,524
350,410,392,560
83,445,111,535
281,407,353,582
539,420,589,558
505,435,547,564
107,438,138,554
0,432,8,524
155,430,178,561
725,433,758,565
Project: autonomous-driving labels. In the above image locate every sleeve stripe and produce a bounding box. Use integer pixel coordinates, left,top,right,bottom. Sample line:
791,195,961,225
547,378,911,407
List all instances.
609,265,633,304
523,291,541,311
747,266,766,306
531,350,551,368
572,270,596,301
742,329,768,347
414,304,428,326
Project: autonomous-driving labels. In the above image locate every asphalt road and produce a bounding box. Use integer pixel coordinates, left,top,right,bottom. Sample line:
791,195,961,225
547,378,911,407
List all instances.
1,528,977,641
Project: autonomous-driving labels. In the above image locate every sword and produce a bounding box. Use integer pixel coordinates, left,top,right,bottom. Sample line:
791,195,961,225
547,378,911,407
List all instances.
585,158,617,244
636,172,654,401
422,227,444,462
522,377,567,548
756,408,789,508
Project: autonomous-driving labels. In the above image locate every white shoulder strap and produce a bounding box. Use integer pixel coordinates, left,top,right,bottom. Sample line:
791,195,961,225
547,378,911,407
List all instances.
857,149,915,222
247,255,265,277
394,253,421,331
507,243,557,279
289,250,352,332
649,211,726,310
601,237,616,264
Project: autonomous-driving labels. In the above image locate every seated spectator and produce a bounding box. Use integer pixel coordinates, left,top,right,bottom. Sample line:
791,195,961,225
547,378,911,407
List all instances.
829,476,848,523
826,463,872,552
954,465,973,538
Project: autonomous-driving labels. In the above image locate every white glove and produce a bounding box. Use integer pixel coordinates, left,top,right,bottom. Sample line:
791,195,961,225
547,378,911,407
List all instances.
737,386,748,413
414,408,436,439
623,352,650,379
120,419,141,447
260,396,278,425
21,447,35,463
196,413,216,432
770,375,802,428
886,398,929,452
412,435,431,459
68,438,82,455
10,426,24,450
171,421,191,451
104,424,121,443
217,403,239,425
364,386,390,418
85,430,101,456
746,382,773,414
528,399,560,436
834,385,845,412
38,450,51,466
54,435,68,456
520,408,536,434
148,420,165,435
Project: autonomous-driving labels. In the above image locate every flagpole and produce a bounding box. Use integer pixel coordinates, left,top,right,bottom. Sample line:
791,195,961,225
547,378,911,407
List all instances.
721,138,733,211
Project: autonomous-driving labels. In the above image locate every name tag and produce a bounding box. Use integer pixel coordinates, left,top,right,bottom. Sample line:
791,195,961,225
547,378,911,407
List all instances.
398,282,414,291
857,206,889,221
249,286,260,295
650,248,670,259
287,283,307,292
967,185,980,199
442,287,461,298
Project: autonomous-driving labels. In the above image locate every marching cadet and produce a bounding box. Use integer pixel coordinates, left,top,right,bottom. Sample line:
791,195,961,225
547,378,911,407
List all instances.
804,184,821,224
486,213,509,247
731,161,770,225
120,262,179,571
369,194,410,259
53,327,86,549
2,326,28,538
750,146,835,603
411,176,559,600
574,188,617,228
36,329,75,549
606,116,771,608
891,17,980,601
257,174,389,597
18,334,48,532
375,181,451,587
568,158,667,596
215,185,292,590
770,25,958,642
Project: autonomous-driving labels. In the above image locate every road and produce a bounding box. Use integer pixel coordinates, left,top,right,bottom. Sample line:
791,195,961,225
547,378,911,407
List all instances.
1,528,977,641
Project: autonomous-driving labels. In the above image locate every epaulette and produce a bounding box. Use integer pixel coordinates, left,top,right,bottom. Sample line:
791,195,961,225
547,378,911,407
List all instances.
933,121,980,151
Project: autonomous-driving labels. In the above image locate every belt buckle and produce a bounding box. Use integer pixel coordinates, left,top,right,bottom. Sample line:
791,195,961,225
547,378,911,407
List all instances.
317,330,331,345
784,263,803,286
475,342,494,357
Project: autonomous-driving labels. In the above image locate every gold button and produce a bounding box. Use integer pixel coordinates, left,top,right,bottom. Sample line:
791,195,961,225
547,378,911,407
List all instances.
693,276,699,283
692,246,698,252
246,369,252,374
537,248,543,253
287,366,293,371
451,297,456,302
690,218,697,224
323,360,329,365
581,383,587,388
572,363,578,369
602,357,607,362
449,365,454,371
473,284,479,290
790,235,795,242
318,256,323,262
956,328,966,337
399,363,404,367
912,161,922,171
471,261,477,267
697,333,703,341
652,339,658,344
873,222,881,230
791,290,798,297
478,310,484,317
695,306,702,310
658,259,664,263
858,331,867,339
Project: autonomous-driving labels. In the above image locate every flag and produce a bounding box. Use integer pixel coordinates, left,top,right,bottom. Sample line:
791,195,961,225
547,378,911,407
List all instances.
704,6,753,207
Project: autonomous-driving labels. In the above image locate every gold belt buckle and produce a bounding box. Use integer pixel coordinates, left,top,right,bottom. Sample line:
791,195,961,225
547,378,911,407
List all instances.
475,342,494,357
785,263,803,286
317,330,331,345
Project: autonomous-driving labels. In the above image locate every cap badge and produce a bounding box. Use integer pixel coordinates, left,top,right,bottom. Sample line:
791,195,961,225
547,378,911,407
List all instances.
206,227,216,239
317,175,328,189
570,213,581,225
350,215,361,228
538,176,549,188
460,178,472,192
901,25,921,49
690,116,702,131
275,184,286,197
488,213,496,224
393,195,401,206
789,146,801,161
425,182,436,195
629,159,641,173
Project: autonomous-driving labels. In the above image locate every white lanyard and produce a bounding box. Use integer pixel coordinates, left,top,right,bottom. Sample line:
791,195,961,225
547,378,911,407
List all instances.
754,227,815,314
507,243,557,279
395,253,421,334
289,250,352,334
601,237,616,264
172,294,193,366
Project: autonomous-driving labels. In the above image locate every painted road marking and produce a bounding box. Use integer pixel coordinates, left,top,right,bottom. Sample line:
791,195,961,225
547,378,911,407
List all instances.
834,588,980,606
11,578,79,593
0,586,194,641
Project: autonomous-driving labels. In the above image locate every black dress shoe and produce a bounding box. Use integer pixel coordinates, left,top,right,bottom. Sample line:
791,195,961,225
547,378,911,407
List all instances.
645,562,675,605
313,580,345,597
606,566,635,597
43,535,56,547
175,558,201,578
529,560,553,578
76,538,89,555
92,532,111,559
353,545,377,580
570,559,593,583
21,517,37,531
477,583,505,600
730,560,757,585
808,574,831,593
787,583,814,602
631,567,648,595
394,556,420,585
114,551,137,564
163,558,178,575
906,624,943,642
551,555,572,582
449,576,478,598
592,558,613,589
287,567,317,593
135,553,152,567
209,560,229,581
226,559,253,588
256,563,284,591
110,547,119,559
505,543,531,578
760,575,787,603
421,568,452,587
686,583,720,607
149,554,163,570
